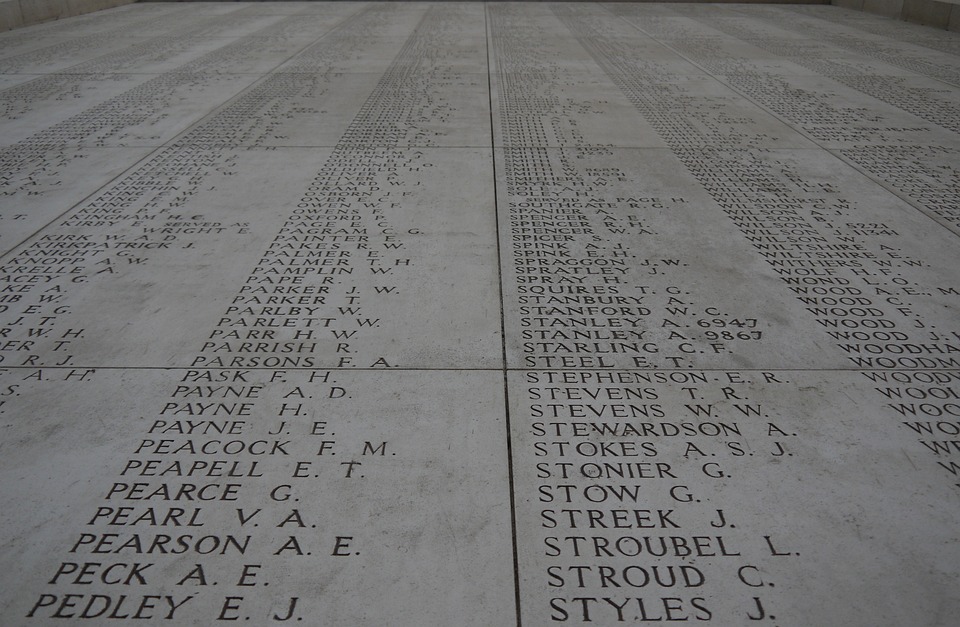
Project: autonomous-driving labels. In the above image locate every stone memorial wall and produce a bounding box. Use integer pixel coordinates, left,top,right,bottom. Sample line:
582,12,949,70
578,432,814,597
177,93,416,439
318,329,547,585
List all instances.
0,0,136,32
0,2,957,625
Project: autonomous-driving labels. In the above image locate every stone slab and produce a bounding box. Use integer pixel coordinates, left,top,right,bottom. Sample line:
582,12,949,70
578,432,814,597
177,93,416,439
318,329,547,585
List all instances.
0,1,24,31
0,145,156,254
508,369,960,625
0,145,500,368
863,0,906,17
0,368,516,624
0,0,140,32
0,3,958,627
902,0,955,27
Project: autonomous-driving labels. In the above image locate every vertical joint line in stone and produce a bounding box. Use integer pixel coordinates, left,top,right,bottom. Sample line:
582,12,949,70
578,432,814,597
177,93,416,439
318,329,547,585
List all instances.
484,4,522,625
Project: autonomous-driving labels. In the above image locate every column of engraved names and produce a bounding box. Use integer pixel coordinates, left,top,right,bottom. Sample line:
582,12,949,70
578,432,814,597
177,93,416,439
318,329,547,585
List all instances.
600,5,960,488
0,1,179,58
490,5,788,624
0,5,389,372
492,4,730,372
21,5,493,622
731,8,960,232
0,6,355,253
606,4,960,233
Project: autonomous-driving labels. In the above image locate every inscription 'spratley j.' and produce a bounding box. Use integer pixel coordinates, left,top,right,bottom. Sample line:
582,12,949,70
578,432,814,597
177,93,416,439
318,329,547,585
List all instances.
0,2,958,626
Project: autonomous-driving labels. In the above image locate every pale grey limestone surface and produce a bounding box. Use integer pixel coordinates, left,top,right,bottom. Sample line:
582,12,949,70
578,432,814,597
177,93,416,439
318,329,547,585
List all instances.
0,3,958,626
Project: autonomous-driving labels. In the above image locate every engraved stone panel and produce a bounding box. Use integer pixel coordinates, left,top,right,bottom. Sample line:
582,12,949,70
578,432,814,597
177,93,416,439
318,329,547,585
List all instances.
0,3,958,626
